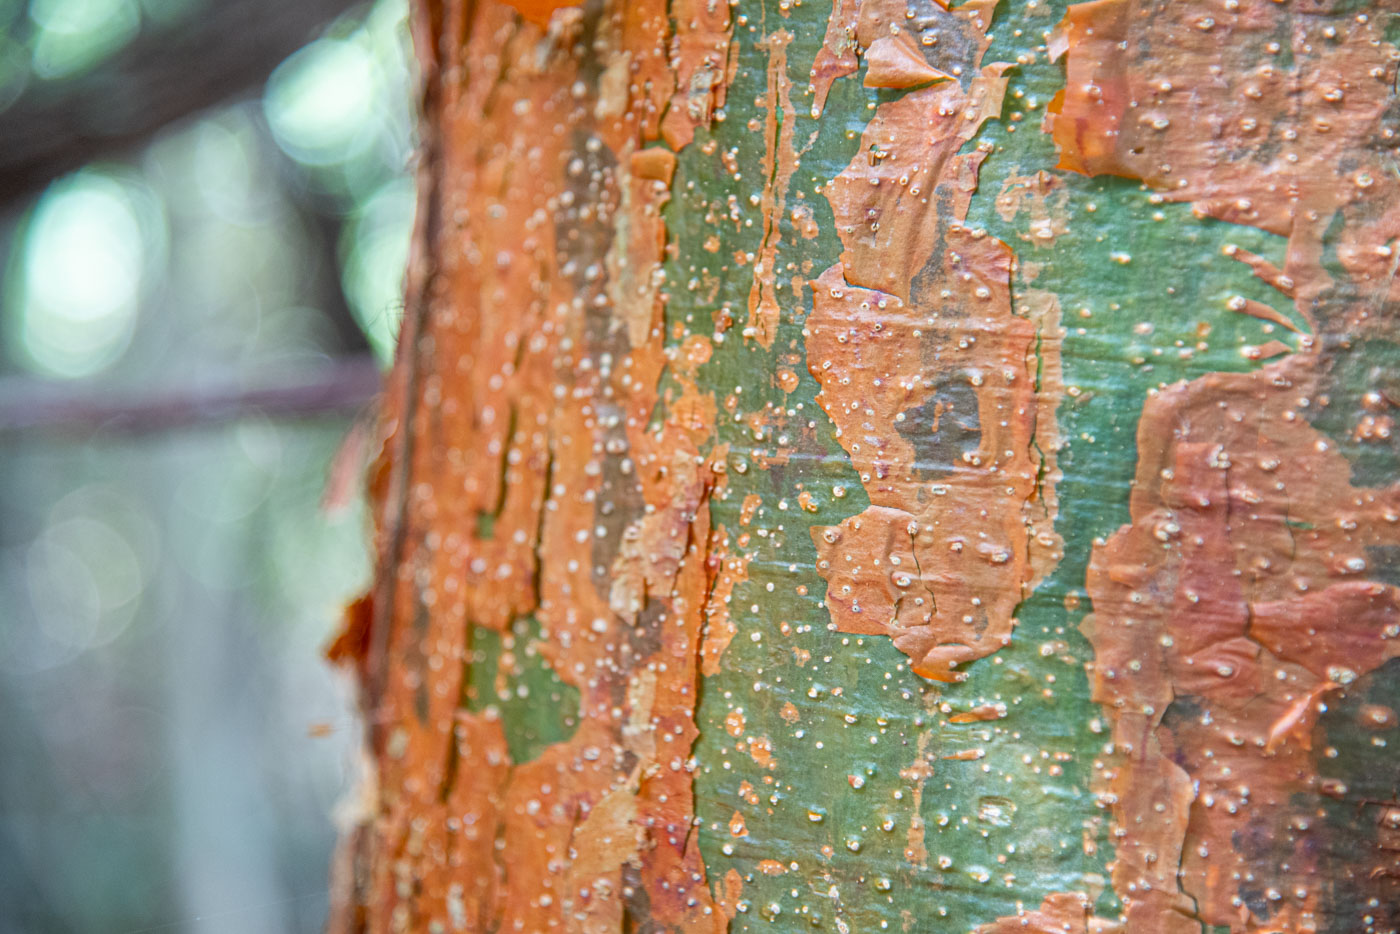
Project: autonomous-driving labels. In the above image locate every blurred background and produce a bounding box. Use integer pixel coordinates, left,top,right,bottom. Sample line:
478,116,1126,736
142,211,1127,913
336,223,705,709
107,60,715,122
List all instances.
0,0,413,930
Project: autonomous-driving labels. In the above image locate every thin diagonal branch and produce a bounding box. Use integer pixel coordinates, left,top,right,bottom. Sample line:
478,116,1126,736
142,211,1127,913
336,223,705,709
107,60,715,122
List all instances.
0,354,382,437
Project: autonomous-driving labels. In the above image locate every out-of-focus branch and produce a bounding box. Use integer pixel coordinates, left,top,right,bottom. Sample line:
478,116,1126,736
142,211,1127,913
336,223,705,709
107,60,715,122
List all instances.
0,354,382,437
0,0,366,205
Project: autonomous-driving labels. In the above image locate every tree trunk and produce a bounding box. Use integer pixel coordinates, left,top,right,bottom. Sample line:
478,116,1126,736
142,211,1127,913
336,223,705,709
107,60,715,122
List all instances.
327,0,1400,931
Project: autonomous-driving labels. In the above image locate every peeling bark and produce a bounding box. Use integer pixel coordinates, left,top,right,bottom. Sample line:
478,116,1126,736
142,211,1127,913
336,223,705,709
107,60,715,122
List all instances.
329,1,1400,931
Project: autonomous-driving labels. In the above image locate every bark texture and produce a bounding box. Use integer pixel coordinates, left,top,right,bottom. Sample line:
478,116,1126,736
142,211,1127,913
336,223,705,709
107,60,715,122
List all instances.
329,1,1400,931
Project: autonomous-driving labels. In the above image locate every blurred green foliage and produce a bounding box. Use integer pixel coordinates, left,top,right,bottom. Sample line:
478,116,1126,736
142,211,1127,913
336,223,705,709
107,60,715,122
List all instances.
0,0,411,930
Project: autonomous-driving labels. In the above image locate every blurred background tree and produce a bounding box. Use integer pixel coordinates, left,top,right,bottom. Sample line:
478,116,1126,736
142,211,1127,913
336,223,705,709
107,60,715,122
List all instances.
0,1,411,930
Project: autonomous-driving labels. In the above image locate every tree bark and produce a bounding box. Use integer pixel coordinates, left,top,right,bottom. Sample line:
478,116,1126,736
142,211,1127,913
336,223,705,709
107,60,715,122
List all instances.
328,1,1400,931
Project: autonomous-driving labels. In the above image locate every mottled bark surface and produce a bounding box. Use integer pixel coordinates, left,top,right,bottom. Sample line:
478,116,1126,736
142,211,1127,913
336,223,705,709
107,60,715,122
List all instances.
329,1,1400,931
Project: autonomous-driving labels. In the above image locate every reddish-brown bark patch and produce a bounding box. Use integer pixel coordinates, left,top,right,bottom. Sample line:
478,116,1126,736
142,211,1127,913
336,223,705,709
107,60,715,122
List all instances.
1048,0,1400,331
1086,359,1400,931
1048,4,1400,929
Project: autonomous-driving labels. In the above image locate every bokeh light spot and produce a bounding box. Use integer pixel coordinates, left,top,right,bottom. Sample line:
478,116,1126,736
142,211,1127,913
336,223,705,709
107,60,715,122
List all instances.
26,515,145,653
29,0,140,79
10,170,163,379
263,37,379,167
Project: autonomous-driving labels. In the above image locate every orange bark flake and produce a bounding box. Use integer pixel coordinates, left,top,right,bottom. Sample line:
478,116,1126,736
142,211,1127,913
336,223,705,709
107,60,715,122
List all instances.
862,33,950,90
745,735,776,769
1044,0,1132,180
807,237,1061,681
724,708,746,738
738,493,763,527
1227,297,1301,334
500,0,580,29
659,0,736,151
899,730,936,869
700,526,751,677
808,0,861,118
715,868,744,921
948,703,1005,724
823,67,1007,302
745,29,798,348
1223,244,1296,300
806,0,1062,684
973,891,1098,934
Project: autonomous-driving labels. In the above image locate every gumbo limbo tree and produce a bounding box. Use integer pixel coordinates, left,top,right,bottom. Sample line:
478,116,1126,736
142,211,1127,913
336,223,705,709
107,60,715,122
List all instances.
325,0,1400,930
